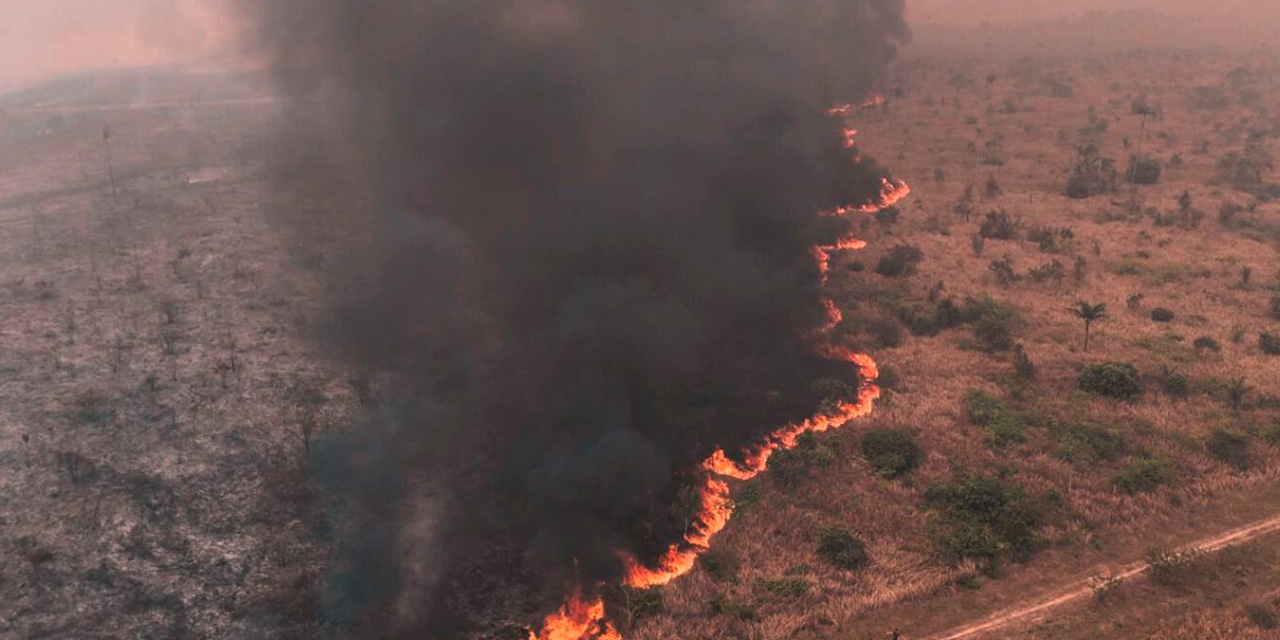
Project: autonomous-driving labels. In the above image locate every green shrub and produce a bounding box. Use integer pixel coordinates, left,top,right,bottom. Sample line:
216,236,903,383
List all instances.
708,595,757,620
875,245,924,277
1270,294,1280,320
861,428,922,478
817,528,870,570
1112,458,1175,493
980,210,1019,240
1151,308,1175,322
1263,421,1280,446
771,433,836,487
1012,343,1037,383
926,473,1041,564
963,390,1008,426
975,315,1015,352
1077,362,1144,399
1161,372,1189,397
1127,155,1162,184
1206,428,1250,470
986,414,1026,447
1055,422,1129,464
1246,603,1279,630
1261,332,1280,355
936,297,963,328
758,578,810,599
1145,548,1204,588
1193,336,1221,354
1065,145,1118,199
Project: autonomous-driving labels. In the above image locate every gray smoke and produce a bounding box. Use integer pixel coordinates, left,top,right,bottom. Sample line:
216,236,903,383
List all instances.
238,0,907,637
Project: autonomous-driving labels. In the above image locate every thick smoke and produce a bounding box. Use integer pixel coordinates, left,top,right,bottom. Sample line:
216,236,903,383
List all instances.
240,0,906,636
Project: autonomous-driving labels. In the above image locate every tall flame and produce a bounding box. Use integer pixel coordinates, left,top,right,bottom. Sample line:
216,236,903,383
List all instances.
528,102,907,640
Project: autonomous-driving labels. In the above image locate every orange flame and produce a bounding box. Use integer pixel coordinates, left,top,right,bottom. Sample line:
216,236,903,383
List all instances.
528,103,905,640
812,235,868,283
620,347,880,589
842,127,859,149
530,588,622,640
822,178,911,217
860,93,886,108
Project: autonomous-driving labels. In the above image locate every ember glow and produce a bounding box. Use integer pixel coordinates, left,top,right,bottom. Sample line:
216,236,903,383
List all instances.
529,103,906,639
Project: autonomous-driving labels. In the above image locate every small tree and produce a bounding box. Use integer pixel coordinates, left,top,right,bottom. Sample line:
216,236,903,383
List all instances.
1069,301,1107,351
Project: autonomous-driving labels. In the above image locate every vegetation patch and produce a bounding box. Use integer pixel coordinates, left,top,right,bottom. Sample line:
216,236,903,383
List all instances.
1077,362,1144,399
1112,458,1176,494
1205,428,1250,470
860,428,922,478
925,473,1041,566
817,527,870,570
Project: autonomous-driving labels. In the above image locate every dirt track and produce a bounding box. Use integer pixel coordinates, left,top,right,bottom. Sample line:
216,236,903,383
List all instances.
924,512,1280,640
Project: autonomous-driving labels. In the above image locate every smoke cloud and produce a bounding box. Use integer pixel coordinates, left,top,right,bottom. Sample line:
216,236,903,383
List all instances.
239,0,907,636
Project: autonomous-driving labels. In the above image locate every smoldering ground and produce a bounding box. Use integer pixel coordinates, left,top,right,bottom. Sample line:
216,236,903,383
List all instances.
237,0,907,636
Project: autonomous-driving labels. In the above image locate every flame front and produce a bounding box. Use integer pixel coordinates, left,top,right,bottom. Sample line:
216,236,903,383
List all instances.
529,102,906,639
531,587,621,640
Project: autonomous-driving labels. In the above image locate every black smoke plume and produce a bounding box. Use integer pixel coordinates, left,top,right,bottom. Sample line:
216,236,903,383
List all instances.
239,0,907,637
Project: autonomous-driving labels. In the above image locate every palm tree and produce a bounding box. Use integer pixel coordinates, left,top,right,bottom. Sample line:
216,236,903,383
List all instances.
1069,300,1108,352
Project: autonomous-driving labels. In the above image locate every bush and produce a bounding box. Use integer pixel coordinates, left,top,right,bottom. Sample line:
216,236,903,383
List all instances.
758,578,809,599
866,316,905,349
771,433,836,487
1246,603,1279,630
926,473,1041,563
1065,144,1118,199
622,588,664,619
975,315,1016,352
875,245,924,277
699,547,740,582
989,254,1020,286
861,428,922,478
1012,343,1036,383
1127,155,1162,184
1161,372,1189,397
964,390,1008,426
1261,332,1280,355
1206,428,1249,470
1077,362,1143,399
817,528,870,570
1271,295,1280,320
1112,458,1175,493
979,210,1019,240
1146,548,1205,588
986,414,1026,447
1150,308,1175,322
1193,336,1221,354
1055,422,1128,464
1264,421,1280,446
935,297,963,329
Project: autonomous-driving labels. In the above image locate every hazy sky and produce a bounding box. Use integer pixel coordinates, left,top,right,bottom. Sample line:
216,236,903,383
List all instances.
0,0,239,89
0,0,1274,90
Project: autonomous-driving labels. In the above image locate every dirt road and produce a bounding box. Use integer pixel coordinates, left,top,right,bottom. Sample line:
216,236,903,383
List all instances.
923,512,1280,640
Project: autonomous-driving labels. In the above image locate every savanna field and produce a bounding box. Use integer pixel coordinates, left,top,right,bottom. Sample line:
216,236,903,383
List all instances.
3,25,1280,640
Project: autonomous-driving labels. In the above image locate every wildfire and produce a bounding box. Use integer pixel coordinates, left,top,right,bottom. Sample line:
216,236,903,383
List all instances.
823,178,912,216
528,100,906,640
842,127,858,149
530,587,621,640
860,93,886,108
812,235,868,283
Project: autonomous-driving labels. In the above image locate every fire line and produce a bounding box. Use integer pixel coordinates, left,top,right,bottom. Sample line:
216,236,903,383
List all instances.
531,102,906,640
